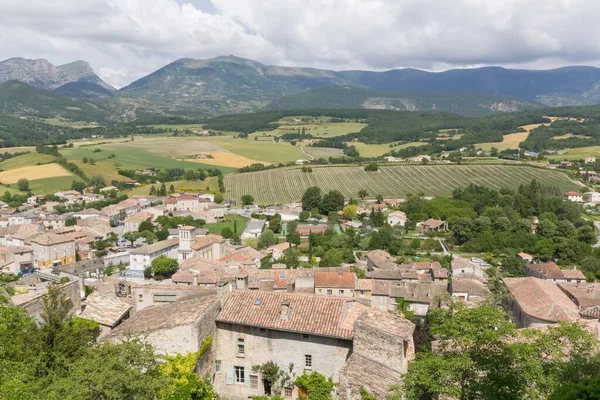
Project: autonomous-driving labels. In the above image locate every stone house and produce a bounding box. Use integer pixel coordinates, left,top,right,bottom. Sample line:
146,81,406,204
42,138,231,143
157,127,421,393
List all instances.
526,262,586,284
177,228,226,262
517,252,534,263
241,219,266,240
504,277,581,328
314,271,356,298
387,211,407,227
0,245,34,275
371,280,447,317
451,256,488,280
72,208,102,220
107,293,221,355
213,291,414,400
266,242,295,261
123,211,154,233
127,238,179,274
420,219,447,234
79,291,131,337
450,278,489,303
11,273,81,320
366,249,397,271
557,282,600,316
165,194,211,213
354,279,373,300
131,284,219,312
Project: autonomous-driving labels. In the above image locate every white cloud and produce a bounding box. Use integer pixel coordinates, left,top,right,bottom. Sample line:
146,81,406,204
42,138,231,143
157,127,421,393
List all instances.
1,0,600,87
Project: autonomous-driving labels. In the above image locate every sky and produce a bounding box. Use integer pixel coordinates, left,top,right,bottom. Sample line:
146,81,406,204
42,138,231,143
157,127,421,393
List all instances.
1,0,600,88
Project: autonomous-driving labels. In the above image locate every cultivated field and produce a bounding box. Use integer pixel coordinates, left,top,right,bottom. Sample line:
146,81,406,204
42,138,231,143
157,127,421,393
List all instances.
303,147,344,158
224,164,579,204
350,141,427,157
546,146,600,161
0,164,72,184
0,153,56,170
127,178,218,196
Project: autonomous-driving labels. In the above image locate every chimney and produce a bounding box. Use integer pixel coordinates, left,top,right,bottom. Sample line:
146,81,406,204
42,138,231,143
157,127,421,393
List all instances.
193,274,198,286
280,299,292,321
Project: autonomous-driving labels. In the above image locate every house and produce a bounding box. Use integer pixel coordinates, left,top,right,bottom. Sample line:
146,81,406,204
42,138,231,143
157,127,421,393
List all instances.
583,192,600,203
220,247,264,269
165,194,211,212
73,208,102,220
213,291,414,399
420,219,447,234
504,277,581,328
354,279,373,300
177,226,225,261
266,242,295,261
29,233,77,269
383,156,403,163
131,284,219,312
127,238,179,275
450,278,489,303
107,293,221,355
387,211,407,227
79,291,131,337
81,193,104,202
526,262,587,284
10,273,81,319
451,256,488,280
314,271,356,297
241,219,266,239
371,280,447,316
585,156,596,165
4,224,43,247
0,246,34,275
55,190,81,202
27,195,45,204
517,252,534,263
123,211,154,233
564,191,583,202
366,249,397,271
557,282,600,315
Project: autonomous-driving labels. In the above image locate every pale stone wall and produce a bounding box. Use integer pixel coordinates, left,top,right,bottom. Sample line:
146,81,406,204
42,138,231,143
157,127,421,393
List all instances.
213,323,352,400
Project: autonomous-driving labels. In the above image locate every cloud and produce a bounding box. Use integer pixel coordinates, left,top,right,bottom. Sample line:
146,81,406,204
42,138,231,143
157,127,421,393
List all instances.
1,0,600,87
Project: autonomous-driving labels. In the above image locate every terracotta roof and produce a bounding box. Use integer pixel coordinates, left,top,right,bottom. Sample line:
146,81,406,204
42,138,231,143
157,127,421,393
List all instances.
356,279,373,291
388,211,407,217
527,262,586,280
557,282,600,309
580,306,600,319
267,242,296,252
562,269,587,280
504,277,580,322
422,219,445,229
366,269,418,280
30,232,74,246
314,271,356,289
191,234,224,250
372,280,447,305
217,291,369,340
80,292,131,328
565,191,581,196
451,278,490,298
220,246,264,264
124,211,153,223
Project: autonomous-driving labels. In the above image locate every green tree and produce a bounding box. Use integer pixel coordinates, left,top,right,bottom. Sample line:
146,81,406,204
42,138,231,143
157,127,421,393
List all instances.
168,184,176,194
320,190,344,214
269,213,282,233
221,227,233,239
241,194,255,206
549,376,600,400
343,205,357,220
71,180,86,192
17,178,29,191
299,210,310,221
65,216,78,227
258,229,278,249
151,255,179,279
358,189,369,200
302,186,322,211
149,185,157,196
90,175,106,189
214,193,224,204
138,220,154,233
295,371,334,400
158,183,167,196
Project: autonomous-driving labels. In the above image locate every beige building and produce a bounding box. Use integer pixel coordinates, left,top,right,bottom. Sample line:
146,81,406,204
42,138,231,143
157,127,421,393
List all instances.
0,246,34,275
314,271,356,297
123,211,153,233
30,232,77,269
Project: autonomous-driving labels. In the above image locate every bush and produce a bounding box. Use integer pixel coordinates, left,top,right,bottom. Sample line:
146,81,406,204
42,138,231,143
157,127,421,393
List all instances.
151,255,179,279
364,163,378,172
17,178,29,191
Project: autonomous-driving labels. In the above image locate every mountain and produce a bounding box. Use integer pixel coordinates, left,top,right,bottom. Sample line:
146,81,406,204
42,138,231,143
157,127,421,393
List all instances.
267,86,543,116
0,80,109,121
0,58,114,91
55,81,115,99
119,56,600,115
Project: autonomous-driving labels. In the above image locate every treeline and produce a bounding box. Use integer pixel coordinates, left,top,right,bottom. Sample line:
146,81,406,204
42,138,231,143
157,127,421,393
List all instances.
118,167,223,184
521,115,600,151
36,145,89,182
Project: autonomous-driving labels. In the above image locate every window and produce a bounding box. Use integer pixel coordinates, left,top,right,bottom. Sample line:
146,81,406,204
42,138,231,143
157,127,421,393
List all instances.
237,338,245,356
303,334,309,339
339,289,344,295
284,387,293,397
326,289,332,295
359,290,365,297
378,296,386,304
138,294,143,302
215,360,221,372
304,354,312,369
234,366,245,384
250,374,258,388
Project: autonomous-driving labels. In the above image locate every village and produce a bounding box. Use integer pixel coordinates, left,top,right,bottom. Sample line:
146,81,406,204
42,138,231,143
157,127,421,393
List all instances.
1,179,600,399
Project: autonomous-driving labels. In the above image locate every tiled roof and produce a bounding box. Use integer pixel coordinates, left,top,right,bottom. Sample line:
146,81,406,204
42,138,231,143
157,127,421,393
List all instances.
366,269,418,280
130,238,178,255
30,232,74,246
356,279,373,291
527,262,586,280
580,306,600,319
314,271,356,289
217,291,369,339
109,294,218,335
267,242,295,252
504,277,580,322
80,292,131,327
562,269,587,280
191,234,224,250
220,246,264,264
124,211,153,223
422,219,445,229
557,282,600,309
451,278,490,298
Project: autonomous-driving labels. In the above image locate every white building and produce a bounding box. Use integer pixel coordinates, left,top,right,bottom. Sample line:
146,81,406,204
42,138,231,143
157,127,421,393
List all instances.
387,211,407,226
128,238,179,273
241,219,265,239
564,191,583,202
583,191,600,203
585,156,596,165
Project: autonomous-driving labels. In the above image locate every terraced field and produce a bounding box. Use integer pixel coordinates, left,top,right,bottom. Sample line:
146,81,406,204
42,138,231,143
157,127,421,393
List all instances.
224,164,579,204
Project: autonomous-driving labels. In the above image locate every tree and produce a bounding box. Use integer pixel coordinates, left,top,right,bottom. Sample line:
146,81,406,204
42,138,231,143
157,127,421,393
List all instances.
149,185,157,195
258,229,277,249
549,376,600,400
295,372,334,400
150,255,179,279
343,205,358,220
168,184,176,194
320,190,344,214
138,220,154,233
71,180,86,192
358,189,369,200
241,194,254,206
364,163,378,172
302,186,322,211
158,183,167,196
65,216,78,227
221,227,233,239
90,175,106,189
82,157,88,163
17,178,29,191
89,158,96,165
402,301,595,400
269,213,282,233
376,194,384,204
299,210,310,221
214,193,224,204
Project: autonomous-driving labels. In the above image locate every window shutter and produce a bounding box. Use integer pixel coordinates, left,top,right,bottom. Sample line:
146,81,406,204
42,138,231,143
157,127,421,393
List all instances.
244,368,250,387
226,366,233,385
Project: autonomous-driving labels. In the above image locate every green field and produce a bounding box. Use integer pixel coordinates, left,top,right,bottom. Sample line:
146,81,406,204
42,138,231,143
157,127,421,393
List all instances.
0,153,56,170
205,214,249,235
303,147,344,158
127,178,218,196
276,120,367,138
224,164,580,204
350,141,427,157
29,176,83,194
199,137,305,164
546,146,600,161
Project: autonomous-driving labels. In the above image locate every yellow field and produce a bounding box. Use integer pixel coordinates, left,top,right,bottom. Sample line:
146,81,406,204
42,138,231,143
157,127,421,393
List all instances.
477,122,549,151
0,146,35,154
186,152,267,168
0,164,72,184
